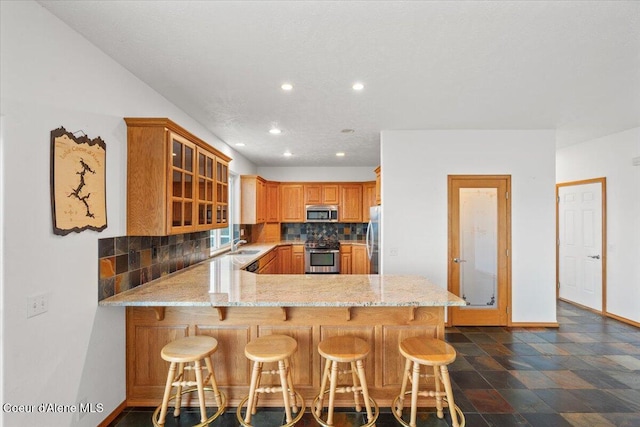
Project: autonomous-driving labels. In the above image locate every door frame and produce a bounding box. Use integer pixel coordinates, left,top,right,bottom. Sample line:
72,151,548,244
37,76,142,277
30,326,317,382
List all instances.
556,177,607,314
447,175,512,327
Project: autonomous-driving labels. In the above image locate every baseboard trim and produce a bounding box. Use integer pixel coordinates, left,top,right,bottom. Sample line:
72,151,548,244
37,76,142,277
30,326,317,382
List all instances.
606,312,640,328
510,322,560,328
97,400,127,427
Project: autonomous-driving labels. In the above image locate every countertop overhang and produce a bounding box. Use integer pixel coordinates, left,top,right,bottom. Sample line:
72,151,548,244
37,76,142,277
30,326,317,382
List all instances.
99,243,466,308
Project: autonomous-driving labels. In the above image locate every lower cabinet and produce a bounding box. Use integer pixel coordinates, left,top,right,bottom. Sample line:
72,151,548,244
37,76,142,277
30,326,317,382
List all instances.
340,245,352,274
340,244,369,274
126,306,443,408
292,245,305,274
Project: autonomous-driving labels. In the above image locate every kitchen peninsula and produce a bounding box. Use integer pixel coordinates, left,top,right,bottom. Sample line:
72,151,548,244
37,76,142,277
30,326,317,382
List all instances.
100,243,466,408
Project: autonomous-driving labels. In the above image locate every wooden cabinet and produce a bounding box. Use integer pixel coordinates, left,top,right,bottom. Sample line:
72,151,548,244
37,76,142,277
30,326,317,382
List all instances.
304,184,339,205
352,245,370,274
375,166,381,206
265,181,280,222
362,181,376,222
292,245,305,274
278,245,292,274
340,245,352,275
240,175,266,224
280,184,305,222
340,184,363,222
125,118,232,236
257,249,278,274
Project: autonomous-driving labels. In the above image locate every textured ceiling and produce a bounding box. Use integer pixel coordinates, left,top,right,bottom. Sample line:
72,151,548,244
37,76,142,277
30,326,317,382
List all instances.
38,1,640,167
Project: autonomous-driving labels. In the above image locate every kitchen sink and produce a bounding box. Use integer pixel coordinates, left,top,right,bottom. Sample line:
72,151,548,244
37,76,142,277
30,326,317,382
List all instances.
228,249,260,256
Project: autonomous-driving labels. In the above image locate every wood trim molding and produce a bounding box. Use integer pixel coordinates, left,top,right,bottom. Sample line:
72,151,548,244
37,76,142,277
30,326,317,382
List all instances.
97,400,127,427
606,312,640,328
510,322,560,328
556,177,607,313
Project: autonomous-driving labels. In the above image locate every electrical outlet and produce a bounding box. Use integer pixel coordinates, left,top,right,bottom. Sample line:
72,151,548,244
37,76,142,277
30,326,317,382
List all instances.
240,228,245,236
26,293,48,318
390,247,399,256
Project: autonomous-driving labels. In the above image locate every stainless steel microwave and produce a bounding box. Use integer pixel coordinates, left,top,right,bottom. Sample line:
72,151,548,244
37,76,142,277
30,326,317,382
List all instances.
305,205,339,222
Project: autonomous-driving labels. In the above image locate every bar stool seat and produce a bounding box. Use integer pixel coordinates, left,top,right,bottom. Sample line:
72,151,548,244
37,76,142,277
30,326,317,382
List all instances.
393,337,465,427
152,335,226,427
313,335,378,427
236,335,305,427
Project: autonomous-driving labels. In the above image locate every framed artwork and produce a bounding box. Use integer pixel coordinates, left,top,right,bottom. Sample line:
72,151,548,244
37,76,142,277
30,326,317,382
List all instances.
50,126,107,235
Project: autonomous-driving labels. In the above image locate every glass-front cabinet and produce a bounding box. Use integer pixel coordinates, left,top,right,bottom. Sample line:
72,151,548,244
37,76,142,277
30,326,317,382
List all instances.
125,117,232,236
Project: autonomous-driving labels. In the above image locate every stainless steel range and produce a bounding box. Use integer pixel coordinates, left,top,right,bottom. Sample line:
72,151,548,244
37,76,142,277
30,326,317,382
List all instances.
304,238,340,274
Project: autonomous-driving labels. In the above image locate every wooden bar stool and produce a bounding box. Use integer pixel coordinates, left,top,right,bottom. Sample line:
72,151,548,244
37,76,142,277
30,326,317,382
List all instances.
152,335,226,427
393,337,465,427
313,335,379,427
236,335,305,427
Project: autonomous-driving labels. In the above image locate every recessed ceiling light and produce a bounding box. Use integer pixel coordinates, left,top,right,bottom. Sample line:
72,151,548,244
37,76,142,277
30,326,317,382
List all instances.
352,82,364,91
281,83,293,91
269,128,282,135
235,143,245,147
283,151,293,157
336,152,346,157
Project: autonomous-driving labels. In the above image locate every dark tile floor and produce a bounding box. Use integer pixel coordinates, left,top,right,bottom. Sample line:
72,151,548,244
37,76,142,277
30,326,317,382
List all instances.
109,301,640,426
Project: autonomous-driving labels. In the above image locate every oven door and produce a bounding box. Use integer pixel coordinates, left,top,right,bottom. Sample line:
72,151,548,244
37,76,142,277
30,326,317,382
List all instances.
305,249,340,274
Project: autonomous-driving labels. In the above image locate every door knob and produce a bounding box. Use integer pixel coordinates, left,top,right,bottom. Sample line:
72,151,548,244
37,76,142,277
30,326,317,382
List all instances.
587,255,600,259
453,258,467,263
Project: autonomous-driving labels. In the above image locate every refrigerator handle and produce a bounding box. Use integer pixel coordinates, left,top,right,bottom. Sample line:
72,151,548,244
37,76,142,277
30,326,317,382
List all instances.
366,220,373,260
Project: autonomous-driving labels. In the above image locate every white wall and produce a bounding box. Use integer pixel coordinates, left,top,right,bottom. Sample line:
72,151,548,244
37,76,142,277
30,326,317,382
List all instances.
556,127,640,323
381,130,557,323
257,166,376,182
0,2,255,426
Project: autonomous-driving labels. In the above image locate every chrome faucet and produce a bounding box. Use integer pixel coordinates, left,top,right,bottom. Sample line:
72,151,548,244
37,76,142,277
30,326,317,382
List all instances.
231,238,247,252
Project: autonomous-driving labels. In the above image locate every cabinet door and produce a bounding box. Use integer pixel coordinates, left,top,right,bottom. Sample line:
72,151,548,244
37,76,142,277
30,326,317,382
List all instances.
352,245,370,274
279,245,292,274
265,181,280,222
362,181,376,222
195,149,216,230
256,179,266,223
292,246,305,274
375,166,381,205
340,184,363,222
215,159,229,227
304,184,322,205
281,184,305,222
169,133,197,233
323,184,340,204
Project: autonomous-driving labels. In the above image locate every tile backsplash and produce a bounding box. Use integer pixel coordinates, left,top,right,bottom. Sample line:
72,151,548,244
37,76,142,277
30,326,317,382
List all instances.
98,232,212,301
281,223,367,242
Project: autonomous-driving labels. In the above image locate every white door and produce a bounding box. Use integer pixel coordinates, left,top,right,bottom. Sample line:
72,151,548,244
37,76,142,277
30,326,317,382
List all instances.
558,181,604,311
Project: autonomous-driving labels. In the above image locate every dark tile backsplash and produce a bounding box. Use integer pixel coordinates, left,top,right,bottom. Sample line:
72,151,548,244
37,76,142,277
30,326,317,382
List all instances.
281,223,367,242
98,231,212,301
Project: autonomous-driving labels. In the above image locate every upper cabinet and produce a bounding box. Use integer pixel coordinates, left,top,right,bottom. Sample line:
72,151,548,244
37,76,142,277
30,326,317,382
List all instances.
280,184,305,222
340,184,363,222
304,184,339,205
125,118,232,236
362,181,376,222
240,176,280,224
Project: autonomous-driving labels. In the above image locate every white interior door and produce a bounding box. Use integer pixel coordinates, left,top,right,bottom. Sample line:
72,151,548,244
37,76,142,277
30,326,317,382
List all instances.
558,181,604,311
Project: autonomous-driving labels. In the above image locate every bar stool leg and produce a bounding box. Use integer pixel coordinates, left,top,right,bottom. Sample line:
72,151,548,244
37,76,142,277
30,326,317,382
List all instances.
193,360,208,423
203,356,223,408
433,365,444,419
158,362,177,426
355,359,375,426
350,361,362,412
316,357,331,416
284,357,298,413
396,357,412,417
244,361,262,423
410,362,420,427
440,365,460,427
172,362,185,417
327,360,339,425
278,359,293,423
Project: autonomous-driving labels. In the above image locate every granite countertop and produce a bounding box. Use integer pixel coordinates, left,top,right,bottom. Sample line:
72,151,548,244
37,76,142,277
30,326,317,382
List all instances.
99,243,466,308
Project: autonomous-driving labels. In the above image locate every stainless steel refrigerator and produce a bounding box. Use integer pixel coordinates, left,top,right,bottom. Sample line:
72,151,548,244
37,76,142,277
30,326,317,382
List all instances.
366,206,381,274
